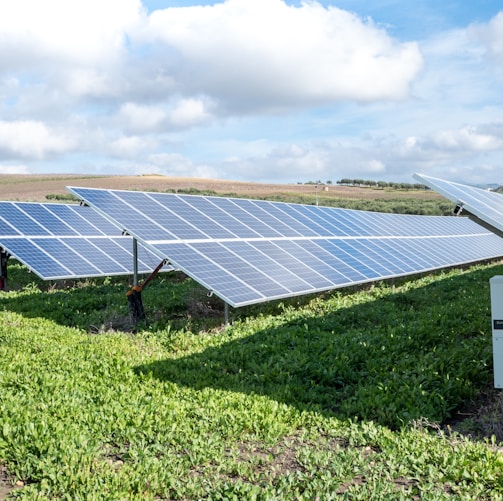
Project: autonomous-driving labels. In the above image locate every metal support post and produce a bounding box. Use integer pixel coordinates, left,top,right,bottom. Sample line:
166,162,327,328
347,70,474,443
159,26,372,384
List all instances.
224,302,230,326
132,237,139,286
0,249,8,291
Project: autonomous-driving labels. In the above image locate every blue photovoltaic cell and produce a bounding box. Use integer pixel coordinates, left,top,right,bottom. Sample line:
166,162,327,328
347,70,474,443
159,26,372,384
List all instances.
38,238,102,276
234,199,304,238
18,204,79,236
278,204,334,237
370,240,419,273
227,240,328,289
177,196,261,239
1,238,72,278
414,173,503,235
0,218,19,236
67,186,503,307
148,194,214,240
251,201,319,237
208,197,284,238
0,204,50,236
155,242,266,304
152,194,236,240
195,241,294,296
301,206,351,236
0,201,169,280
276,240,347,288
49,205,113,236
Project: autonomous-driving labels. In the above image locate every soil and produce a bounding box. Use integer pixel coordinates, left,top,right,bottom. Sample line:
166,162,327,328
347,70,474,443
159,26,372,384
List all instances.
0,463,22,501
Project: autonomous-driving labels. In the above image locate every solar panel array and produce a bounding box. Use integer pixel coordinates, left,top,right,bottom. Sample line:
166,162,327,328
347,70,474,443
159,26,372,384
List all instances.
414,173,503,234
0,202,167,280
67,186,503,308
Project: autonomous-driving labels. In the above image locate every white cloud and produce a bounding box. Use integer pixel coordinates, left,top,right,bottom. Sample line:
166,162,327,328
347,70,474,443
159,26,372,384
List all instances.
432,125,503,151
384,123,503,160
148,152,219,178
0,120,74,159
64,69,117,99
216,143,330,183
118,98,214,133
210,116,503,184
0,1,144,103
142,0,423,108
366,159,386,174
0,164,30,174
0,0,142,68
169,98,213,127
109,135,157,158
469,11,503,61
119,103,167,132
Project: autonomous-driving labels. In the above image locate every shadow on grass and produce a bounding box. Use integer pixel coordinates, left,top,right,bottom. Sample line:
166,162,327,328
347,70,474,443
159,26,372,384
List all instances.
1,280,129,329
136,264,501,429
0,267,233,332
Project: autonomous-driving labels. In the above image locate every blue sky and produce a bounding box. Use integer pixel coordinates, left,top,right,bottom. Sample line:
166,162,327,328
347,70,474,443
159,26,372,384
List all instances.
1,0,503,185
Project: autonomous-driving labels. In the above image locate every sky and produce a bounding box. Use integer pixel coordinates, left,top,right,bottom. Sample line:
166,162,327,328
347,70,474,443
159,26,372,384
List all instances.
1,1,503,186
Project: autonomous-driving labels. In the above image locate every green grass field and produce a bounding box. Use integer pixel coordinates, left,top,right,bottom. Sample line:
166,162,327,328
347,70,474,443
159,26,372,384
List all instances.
2,260,503,499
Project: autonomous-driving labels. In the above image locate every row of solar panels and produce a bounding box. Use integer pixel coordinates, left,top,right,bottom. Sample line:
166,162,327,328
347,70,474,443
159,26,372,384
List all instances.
414,173,503,235
0,202,168,280
1,176,501,307
65,184,503,307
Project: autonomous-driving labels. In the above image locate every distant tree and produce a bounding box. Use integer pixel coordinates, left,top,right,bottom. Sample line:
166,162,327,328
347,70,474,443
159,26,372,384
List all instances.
337,178,352,186
377,180,388,189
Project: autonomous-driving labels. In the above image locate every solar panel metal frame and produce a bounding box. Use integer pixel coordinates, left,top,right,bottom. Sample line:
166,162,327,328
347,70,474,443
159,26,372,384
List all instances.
0,201,169,280
414,173,503,236
66,186,503,308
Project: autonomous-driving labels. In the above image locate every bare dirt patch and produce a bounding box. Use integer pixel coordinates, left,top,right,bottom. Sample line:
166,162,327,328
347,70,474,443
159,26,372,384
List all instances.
445,383,503,446
0,462,22,501
0,174,442,202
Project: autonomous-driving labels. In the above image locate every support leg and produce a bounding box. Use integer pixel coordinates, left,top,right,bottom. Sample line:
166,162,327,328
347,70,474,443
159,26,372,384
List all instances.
0,250,8,291
224,302,230,326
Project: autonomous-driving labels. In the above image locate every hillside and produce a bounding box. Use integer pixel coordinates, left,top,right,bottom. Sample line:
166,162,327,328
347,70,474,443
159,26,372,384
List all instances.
0,174,443,203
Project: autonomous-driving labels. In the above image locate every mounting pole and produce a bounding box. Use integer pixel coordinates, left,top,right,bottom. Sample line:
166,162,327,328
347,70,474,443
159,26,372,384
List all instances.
0,249,8,291
132,237,139,286
224,302,230,326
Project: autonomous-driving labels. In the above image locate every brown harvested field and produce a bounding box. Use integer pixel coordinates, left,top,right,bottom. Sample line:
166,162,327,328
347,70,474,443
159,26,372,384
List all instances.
0,174,443,202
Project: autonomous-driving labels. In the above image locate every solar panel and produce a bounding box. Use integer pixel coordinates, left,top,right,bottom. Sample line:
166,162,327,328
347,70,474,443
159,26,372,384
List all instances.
414,173,503,235
67,186,503,308
0,202,168,280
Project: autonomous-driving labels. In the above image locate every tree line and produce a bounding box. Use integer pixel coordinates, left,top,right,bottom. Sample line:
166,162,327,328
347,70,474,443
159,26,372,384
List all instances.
336,179,429,190
302,179,429,190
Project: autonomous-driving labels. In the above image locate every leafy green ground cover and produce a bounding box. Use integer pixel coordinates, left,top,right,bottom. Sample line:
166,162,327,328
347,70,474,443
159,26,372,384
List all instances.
1,262,503,499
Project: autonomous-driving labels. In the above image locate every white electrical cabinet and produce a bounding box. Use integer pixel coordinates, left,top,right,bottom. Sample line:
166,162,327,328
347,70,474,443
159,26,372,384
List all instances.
490,276,503,388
